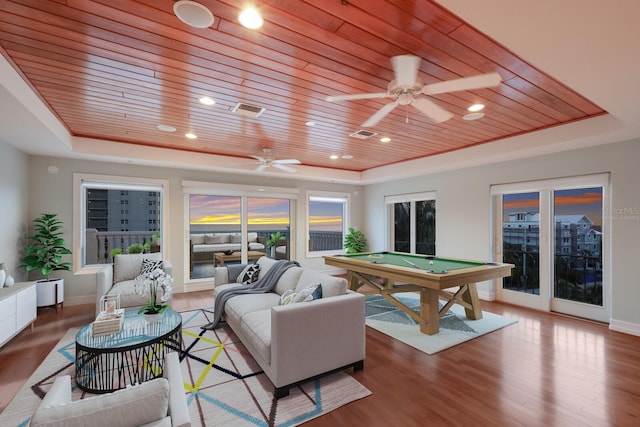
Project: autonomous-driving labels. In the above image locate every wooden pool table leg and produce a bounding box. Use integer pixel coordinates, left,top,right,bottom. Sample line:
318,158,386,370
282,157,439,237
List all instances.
461,283,483,320
419,288,441,335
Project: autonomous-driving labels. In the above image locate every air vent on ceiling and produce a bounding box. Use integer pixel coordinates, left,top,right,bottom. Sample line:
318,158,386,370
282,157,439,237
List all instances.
349,129,378,139
232,102,265,118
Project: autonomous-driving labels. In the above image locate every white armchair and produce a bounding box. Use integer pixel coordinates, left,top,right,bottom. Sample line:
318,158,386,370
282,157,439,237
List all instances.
95,253,173,315
30,352,190,427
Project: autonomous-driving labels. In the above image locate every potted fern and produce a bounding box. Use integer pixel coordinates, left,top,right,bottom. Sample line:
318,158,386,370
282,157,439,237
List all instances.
344,227,367,253
21,213,72,308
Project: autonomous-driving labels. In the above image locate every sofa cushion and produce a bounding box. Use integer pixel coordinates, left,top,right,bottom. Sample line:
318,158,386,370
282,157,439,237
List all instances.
273,266,303,295
248,232,258,242
229,233,242,243
256,256,278,276
295,269,347,298
224,293,281,326
239,309,271,364
30,378,169,427
238,264,260,285
190,234,205,245
114,253,162,283
107,280,146,307
206,233,227,244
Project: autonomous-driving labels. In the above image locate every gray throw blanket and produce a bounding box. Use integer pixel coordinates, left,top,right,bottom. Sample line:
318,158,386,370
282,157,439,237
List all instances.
201,260,299,330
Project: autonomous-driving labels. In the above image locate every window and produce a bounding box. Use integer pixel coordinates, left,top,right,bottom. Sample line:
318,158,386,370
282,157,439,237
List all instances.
307,193,349,256
183,181,298,282
73,174,169,273
385,191,436,254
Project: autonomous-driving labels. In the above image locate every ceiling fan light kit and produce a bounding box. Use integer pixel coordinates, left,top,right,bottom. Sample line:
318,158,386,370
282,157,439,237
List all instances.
249,149,301,173
326,55,501,127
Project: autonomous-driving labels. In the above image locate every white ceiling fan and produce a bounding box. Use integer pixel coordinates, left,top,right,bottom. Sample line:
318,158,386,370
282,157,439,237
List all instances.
249,148,301,173
326,55,501,127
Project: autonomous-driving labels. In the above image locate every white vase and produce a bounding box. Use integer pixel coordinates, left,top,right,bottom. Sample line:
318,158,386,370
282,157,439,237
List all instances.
0,265,6,288
143,312,162,323
4,275,14,287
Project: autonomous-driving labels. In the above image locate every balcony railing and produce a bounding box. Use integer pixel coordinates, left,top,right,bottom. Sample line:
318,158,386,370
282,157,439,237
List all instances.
503,249,603,305
86,230,158,264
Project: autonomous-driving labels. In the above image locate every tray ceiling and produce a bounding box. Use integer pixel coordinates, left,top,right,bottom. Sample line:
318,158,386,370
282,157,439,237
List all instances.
0,0,605,173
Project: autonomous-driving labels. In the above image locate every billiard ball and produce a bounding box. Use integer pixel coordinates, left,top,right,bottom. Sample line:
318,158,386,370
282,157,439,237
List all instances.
429,260,434,265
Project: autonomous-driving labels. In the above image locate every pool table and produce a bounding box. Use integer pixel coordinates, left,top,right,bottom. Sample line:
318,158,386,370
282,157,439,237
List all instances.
323,251,514,335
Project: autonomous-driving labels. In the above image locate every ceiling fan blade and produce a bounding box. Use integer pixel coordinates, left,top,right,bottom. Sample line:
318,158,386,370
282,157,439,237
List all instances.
391,55,421,87
326,92,389,102
256,164,268,172
411,97,454,123
273,159,301,165
362,101,399,127
273,163,297,173
422,72,502,95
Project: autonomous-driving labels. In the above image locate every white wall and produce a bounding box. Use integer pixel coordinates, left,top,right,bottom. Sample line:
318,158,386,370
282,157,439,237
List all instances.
0,141,29,282
26,155,363,303
363,138,640,333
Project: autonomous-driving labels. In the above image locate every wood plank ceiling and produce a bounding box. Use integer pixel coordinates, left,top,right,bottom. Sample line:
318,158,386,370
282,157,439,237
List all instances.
0,0,605,172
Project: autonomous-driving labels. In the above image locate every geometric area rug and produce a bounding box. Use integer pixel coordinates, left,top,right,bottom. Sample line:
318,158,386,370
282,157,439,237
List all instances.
0,308,371,427
365,293,517,355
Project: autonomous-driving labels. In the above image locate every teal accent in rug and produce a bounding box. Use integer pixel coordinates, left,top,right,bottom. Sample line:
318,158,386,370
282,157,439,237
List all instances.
365,293,517,355
0,308,371,426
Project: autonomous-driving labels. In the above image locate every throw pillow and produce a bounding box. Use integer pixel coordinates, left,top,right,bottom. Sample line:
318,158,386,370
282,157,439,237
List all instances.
279,289,296,305
238,264,260,285
140,258,163,276
294,282,323,303
280,283,322,305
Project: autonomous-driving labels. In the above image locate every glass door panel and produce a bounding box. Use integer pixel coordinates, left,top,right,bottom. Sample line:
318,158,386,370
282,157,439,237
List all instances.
552,187,606,320
189,195,241,280
248,197,291,260
393,202,410,252
502,192,541,295
415,200,436,255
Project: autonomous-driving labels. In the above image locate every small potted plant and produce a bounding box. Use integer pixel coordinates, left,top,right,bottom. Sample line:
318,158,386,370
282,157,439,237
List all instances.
344,227,367,254
21,213,72,308
266,231,286,258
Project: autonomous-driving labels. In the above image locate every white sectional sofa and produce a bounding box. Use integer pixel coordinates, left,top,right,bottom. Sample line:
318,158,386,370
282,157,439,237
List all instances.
190,232,265,269
213,256,366,398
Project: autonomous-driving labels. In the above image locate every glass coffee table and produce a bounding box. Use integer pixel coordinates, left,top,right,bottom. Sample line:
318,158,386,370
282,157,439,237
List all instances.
75,309,182,393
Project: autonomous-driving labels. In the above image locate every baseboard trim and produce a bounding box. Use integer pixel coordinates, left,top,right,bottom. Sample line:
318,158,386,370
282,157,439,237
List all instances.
609,318,640,337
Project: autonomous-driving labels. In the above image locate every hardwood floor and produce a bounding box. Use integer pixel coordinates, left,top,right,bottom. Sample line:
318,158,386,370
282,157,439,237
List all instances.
1,291,639,426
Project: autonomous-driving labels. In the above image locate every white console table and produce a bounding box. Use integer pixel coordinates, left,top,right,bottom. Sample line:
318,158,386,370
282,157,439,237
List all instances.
0,281,37,348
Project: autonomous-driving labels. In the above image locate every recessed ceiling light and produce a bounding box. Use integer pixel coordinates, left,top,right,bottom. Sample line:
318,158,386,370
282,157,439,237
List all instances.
468,103,485,112
463,112,485,121
173,1,214,28
380,137,391,143
305,121,316,126
157,124,176,132
238,7,263,29
330,154,339,160
199,96,215,106
185,133,198,139
341,154,354,159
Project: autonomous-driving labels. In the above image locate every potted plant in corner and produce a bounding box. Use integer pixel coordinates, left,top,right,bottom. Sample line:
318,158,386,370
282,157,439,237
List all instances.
266,231,286,258
344,227,367,254
21,213,72,308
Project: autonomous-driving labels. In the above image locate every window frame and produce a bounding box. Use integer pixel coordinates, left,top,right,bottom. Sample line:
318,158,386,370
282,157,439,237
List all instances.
73,173,170,275
306,191,350,258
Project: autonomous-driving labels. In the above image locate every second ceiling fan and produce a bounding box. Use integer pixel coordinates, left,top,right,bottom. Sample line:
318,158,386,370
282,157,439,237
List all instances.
326,55,501,127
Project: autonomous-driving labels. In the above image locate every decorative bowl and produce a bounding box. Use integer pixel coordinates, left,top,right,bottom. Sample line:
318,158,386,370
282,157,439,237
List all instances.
223,249,234,255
